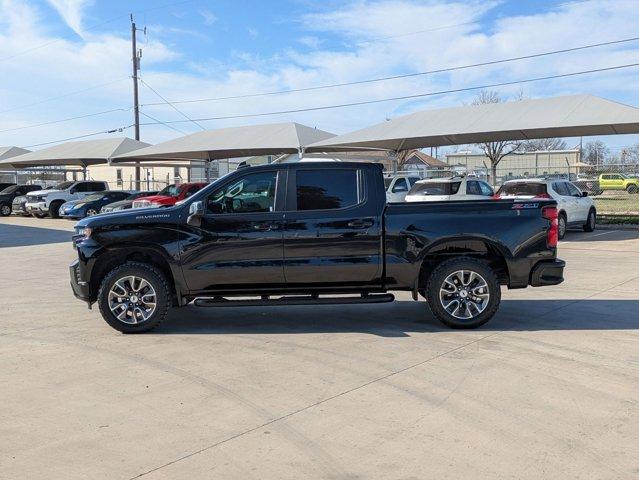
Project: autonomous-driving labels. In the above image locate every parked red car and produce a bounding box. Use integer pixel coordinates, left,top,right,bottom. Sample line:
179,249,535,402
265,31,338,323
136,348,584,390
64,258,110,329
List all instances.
132,183,207,209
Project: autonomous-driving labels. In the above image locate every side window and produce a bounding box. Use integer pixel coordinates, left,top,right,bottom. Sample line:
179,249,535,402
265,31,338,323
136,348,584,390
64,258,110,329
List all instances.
466,181,482,195
601,174,610,180
479,181,494,196
73,182,88,192
392,178,409,193
552,182,569,196
92,182,107,192
296,169,359,211
566,182,582,197
207,171,277,214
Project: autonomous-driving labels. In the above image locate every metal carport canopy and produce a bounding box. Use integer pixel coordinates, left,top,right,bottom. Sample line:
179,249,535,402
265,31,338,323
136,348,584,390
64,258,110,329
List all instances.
111,122,335,162
0,137,150,168
305,94,639,152
0,146,31,161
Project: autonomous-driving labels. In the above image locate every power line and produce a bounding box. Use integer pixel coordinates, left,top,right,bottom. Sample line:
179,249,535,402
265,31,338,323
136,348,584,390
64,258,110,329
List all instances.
138,62,639,126
23,125,132,148
139,78,206,130
0,107,130,133
0,77,129,115
139,111,189,135
141,35,639,107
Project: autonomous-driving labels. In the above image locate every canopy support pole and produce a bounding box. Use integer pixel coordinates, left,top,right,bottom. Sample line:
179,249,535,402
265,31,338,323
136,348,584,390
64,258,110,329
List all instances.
205,154,211,182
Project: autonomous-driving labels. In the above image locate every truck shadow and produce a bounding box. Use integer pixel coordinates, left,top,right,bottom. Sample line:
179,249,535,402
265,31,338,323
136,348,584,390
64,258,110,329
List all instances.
0,223,72,248
562,229,639,243
158,299,639,336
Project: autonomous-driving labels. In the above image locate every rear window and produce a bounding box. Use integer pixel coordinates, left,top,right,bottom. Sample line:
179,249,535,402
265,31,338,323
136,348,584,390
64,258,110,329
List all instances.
498,183,547,196
408,181,461,196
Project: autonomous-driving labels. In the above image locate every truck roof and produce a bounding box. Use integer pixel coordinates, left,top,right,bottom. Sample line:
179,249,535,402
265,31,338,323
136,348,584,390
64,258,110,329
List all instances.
238,161,384,172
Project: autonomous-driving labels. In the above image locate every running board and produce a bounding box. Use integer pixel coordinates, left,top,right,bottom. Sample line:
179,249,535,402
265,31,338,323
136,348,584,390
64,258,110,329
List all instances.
193,293,395,308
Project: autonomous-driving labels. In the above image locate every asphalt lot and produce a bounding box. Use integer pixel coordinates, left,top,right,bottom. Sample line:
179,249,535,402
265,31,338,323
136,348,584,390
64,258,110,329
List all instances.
1,216,638,480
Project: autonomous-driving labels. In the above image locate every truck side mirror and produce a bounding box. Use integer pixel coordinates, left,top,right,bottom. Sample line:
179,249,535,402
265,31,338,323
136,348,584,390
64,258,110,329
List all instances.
187,200,204,227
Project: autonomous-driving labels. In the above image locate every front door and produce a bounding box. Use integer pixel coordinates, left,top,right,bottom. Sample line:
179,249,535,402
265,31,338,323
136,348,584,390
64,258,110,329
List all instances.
282,167,382,287
180,170,286,292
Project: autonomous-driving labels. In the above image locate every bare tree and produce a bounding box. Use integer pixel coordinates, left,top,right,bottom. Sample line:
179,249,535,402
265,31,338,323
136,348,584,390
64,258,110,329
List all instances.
582,140,610,166
520,137,568,152
472,90,522,185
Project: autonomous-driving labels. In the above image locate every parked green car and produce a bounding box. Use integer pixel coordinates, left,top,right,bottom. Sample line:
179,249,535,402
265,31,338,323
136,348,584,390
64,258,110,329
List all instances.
598,173,639,194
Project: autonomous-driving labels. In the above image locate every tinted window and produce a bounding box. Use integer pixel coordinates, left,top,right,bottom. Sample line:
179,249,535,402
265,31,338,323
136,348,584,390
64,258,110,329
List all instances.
1,185,18,194
392,178,408,193
479,182,494,196
408,181,461,196
566,182,582,197
207,171,277,214
296,169,358,211
89,182,106,192
466,181,482,195
407,177,421,185
498,183,547,196
552,182,570,196
73,182,89,192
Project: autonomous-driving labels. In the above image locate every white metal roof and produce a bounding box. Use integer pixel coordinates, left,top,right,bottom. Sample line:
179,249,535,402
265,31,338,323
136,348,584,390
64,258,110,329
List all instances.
0,138,150,168
112,122,335,162
307,94,639,152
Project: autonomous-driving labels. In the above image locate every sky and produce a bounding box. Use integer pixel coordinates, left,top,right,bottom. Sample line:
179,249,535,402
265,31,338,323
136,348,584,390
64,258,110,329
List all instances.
1,0,639,157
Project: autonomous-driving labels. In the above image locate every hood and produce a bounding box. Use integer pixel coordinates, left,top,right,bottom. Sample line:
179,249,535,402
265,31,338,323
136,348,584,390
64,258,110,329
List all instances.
27,189,61,197
135,194,175,204
75,203,183,229
63,199,90,208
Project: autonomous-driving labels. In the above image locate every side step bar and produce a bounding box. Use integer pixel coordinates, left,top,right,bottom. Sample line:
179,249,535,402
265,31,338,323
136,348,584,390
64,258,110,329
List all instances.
193,293,395,308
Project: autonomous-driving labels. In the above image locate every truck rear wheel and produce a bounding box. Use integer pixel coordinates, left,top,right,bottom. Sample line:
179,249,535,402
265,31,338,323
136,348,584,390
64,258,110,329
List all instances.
97,262,171,333
425,257,501,329
49,201,63,219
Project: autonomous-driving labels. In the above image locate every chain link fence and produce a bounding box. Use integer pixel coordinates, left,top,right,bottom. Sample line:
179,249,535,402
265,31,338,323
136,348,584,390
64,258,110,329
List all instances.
395,163,639,218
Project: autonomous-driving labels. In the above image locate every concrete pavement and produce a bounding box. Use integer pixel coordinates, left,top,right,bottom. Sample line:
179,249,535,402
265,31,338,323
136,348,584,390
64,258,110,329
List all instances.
1,217,638,479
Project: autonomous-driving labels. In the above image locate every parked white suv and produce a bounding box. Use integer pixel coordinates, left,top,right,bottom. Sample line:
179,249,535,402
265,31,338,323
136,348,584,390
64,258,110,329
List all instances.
497,178,596,239
384,175,422,202
405,177,494,202
25,180,109,219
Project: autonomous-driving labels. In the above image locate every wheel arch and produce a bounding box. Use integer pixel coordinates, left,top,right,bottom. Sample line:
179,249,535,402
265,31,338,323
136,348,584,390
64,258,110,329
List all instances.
416,236,511,291
89,245,179,304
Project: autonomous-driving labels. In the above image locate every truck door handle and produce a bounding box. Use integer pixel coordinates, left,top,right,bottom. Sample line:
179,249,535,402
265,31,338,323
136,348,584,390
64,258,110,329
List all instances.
348,219,374,229
253,223,273,231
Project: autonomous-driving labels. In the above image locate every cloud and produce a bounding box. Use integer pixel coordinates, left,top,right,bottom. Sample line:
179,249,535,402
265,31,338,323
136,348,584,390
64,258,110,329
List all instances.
199,9,217,26
1,0,639,150
46,0,93,36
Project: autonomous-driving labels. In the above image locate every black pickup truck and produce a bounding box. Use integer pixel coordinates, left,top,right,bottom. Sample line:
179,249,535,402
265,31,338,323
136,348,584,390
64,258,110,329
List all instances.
70,162,564,333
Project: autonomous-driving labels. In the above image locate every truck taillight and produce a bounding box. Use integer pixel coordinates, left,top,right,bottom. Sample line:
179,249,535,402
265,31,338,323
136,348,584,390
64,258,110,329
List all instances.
542,206,558,248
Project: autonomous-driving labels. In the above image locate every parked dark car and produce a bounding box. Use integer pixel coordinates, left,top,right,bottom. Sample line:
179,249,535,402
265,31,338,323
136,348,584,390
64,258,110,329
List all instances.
0,182,17,192
0,184,42,216
100,191,158,213
71,162,565,333
59,191,132,219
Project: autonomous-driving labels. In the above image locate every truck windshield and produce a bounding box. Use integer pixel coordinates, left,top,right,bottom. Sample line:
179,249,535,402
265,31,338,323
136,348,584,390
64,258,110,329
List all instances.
408,182,461,195
157,185,181,197
497,183,547,196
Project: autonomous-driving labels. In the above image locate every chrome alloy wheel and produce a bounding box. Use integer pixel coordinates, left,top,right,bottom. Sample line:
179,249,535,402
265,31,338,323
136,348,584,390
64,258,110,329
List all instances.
1,204,10,216
439,270,490,320
86,208,98,216
108,276,157,324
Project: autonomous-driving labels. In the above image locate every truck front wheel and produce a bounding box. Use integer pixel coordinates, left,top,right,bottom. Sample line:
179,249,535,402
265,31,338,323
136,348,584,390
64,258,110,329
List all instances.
425,257,501,329
97,262,171,333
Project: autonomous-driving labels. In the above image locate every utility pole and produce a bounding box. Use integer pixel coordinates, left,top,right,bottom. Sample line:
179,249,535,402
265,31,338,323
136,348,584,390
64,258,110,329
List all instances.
131,15,143,189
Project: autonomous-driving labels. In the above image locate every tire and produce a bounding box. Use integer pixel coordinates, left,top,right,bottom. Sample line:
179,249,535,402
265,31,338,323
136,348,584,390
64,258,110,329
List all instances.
558,212,567,240
49,201,63,219
0,203,11,217
627,184,638,194
425,257,501,329
97,262,171,333
583,209,596,232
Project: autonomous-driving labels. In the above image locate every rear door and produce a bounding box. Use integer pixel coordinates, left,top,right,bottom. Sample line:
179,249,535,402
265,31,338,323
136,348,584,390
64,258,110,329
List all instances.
282,166,382,286
181,169,285,291
551,181,575,221
566,181,589,222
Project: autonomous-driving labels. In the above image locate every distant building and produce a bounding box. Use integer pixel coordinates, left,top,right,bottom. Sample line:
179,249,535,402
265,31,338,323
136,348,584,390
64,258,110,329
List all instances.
445,149,583,182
